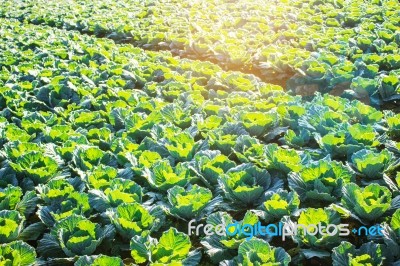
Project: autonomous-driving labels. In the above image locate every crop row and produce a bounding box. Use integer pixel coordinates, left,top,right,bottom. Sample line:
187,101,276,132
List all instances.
1,0,399,109
1,18,400,265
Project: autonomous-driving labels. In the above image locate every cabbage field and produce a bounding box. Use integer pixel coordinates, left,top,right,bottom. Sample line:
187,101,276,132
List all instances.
0,0,400,265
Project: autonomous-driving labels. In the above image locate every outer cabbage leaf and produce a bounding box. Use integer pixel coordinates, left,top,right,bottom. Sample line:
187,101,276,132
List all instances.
36,179,75,204
130,228,200,265
130,150,162,176
3,124,31,142
0,185,23,211
0,210,25,243
283,208,343,249
193,151,236,186
38,191,90,227
392,209,400,237
196,115,223,133
341,183,391,222
69,110,107,129
239,111,279,137
209,124,245,155
125,112,162,141
0,167,18,189
219,163,282,208
298,104,349,136
72,146,117,171
162,131,206,162
160,104,192,129
89,178,142,212
44,125,78,144
144,160,190,192
347,123,380,147
107,202,156,240
223,238,290,266
288,159,354,203
332,241,387,266
281,129,311,148
167,185,219,220
350,149,392,180
387,113,400,138
278,104,306,130
37,215,114,257
86,165,118,190
232,135,265,165
260,190,300,222
346,101,383,125
314,131,362,159
9,151,59,185
0,241,36,266
200,211,259,263
86,127,112,149
375,209,400,261
264,144,304,174
57,136,90,161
